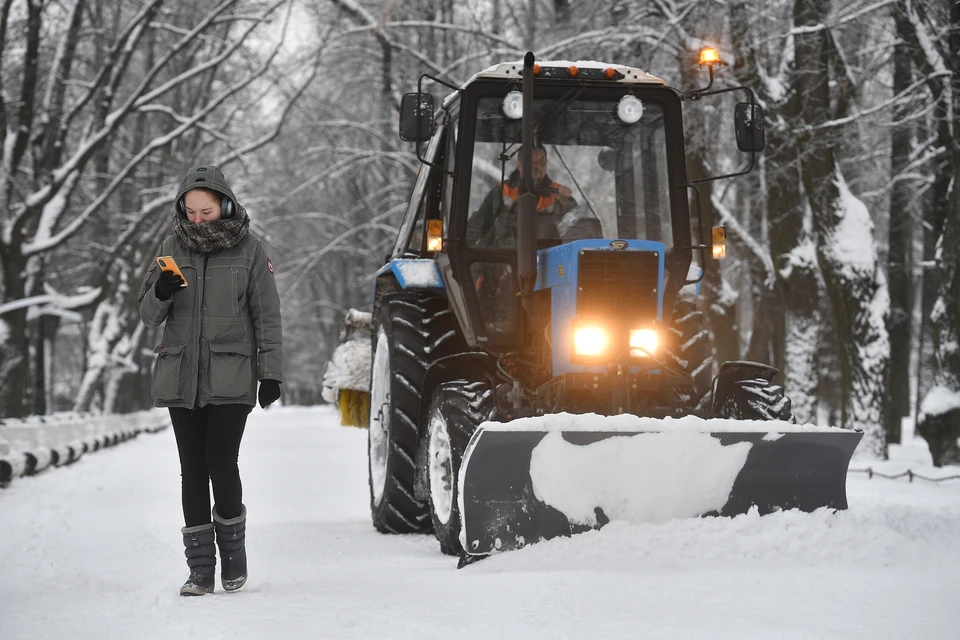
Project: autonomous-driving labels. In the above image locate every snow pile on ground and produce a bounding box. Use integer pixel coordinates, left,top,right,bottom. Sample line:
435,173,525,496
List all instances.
0,409,167,452
919,384,960,420
1,406,958,640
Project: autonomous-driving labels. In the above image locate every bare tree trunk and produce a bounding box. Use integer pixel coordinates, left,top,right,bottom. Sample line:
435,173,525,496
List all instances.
917,0,960,466
0,265,29,417
728,0,817,417
769,144,820,423
886,39,914,444
794,0,889,456
895,0,953,421
30,261,47,414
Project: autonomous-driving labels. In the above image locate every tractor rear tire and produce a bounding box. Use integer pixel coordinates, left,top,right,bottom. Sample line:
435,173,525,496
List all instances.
368,292,465,534
425,380,496,555
664,301,714,408
715,377,795,422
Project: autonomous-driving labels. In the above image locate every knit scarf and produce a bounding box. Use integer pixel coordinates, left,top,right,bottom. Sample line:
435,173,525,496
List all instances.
173,205,250,254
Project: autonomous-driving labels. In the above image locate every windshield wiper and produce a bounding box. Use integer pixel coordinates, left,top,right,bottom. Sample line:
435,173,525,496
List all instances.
548,144,602,222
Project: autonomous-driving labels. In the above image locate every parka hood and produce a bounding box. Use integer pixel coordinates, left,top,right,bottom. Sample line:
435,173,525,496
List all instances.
176,165,239,206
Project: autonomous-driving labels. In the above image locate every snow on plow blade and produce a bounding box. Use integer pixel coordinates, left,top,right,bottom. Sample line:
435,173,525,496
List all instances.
457,416,862,556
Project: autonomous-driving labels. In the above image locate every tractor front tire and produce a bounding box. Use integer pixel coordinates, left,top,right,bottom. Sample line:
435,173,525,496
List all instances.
368,292,464,534
425,380,496,555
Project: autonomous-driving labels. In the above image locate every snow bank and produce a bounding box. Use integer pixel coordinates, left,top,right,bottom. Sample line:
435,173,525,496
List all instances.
0,409,168,487
919,384,960,420
0,409,168,451
480,411,848,433
530,431,751,526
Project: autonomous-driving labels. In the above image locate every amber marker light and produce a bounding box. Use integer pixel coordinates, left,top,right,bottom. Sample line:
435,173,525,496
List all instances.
568,65,579,77
712,226,727,259
604,67,617,79
533,63,541,75
699,47,722,66
427,219,443,252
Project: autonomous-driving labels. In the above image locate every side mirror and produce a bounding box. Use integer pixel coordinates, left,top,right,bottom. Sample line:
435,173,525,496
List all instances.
734,103,764,153
399,92,434,142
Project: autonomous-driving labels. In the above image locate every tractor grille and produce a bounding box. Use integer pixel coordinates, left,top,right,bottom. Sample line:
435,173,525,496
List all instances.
576,249,659,321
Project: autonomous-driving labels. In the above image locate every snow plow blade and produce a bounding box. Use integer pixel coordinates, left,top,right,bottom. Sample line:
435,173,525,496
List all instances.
457,420,862,556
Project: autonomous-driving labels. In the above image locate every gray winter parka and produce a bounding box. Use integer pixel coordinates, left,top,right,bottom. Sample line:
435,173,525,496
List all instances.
138,196,283,409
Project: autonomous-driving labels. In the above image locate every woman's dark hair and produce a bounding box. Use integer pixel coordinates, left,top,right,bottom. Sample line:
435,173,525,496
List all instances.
186,187,223,206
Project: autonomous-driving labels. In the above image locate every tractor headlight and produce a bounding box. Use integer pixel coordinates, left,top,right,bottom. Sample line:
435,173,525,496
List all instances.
629,329,659,357
617,95,643,124
502,91,523,120
573,327,609,357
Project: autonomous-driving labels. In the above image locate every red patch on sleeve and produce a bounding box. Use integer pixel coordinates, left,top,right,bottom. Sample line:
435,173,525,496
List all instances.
267,258,274,275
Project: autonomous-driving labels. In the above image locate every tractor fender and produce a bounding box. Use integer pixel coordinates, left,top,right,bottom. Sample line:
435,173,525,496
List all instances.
372,259,445,321
373,259,444,293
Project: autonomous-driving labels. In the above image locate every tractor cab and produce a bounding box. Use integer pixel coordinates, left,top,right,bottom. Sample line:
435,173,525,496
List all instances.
399,62,698,350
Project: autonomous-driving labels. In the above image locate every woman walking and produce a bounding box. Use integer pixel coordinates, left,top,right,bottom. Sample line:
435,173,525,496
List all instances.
138,165,283,596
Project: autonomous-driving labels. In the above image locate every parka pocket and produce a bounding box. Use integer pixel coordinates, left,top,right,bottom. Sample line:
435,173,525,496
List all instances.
205,265,245,318
152,344,185,402
209,342,252,398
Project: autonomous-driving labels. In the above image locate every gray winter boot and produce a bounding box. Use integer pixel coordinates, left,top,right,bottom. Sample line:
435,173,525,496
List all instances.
180,523,216,596
213,504,247,591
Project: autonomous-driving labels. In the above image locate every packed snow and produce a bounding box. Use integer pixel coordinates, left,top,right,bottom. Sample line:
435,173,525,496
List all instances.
480,412,849,433
919,384,960,420
831,170,879,273
320,339,371,394
393,259,443,288
1,405,958,639
530,430,750,526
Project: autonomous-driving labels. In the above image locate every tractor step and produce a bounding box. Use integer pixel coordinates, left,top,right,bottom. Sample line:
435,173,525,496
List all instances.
457,420,862,556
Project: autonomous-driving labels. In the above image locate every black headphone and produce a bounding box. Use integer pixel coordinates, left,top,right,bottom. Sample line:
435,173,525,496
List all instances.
177,193,234,219
176,166,236,219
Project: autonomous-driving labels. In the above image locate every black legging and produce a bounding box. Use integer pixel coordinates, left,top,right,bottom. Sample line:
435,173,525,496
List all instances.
170,404,251,527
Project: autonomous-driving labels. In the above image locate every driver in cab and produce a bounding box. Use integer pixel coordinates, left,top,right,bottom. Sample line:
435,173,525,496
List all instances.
468,145,592,247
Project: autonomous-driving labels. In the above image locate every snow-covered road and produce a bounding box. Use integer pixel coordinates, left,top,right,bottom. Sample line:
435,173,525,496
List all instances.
2,406,958,639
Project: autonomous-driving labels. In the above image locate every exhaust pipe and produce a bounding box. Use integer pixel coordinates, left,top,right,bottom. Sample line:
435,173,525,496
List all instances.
517,51,537,300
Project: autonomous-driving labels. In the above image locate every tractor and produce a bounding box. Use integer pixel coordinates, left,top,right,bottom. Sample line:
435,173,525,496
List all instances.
359,52,861,563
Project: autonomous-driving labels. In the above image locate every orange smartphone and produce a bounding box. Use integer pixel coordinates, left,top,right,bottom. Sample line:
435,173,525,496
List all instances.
156,256,188,287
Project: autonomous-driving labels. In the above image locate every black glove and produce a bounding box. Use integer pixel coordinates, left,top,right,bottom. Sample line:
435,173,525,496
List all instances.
154,269,185,301
258,379,281,409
